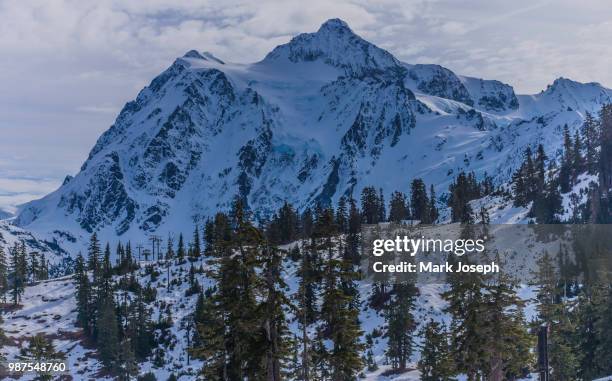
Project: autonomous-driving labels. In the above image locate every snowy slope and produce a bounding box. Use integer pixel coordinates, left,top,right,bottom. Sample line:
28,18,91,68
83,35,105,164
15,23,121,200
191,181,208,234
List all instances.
12,18,612,255
1,237,542,380
0,209,12,220
0,220,72,275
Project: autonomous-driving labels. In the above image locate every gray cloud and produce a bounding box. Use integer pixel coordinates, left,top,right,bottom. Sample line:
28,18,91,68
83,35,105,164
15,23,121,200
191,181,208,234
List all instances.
1,0,611,210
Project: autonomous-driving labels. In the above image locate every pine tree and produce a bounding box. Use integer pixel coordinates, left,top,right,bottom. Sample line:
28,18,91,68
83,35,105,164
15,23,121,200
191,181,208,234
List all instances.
574,287,602,380
534,144,547,194
336,196,348,233
177,233,185,261
418,320,455,381
278,201,298,242
346,198,361,266
388,191,409,223
385,281,419,371
0,245,8,303
361,186,381,224
118,337,138,381
260,245,292,380
20,333,64,380
443,225,488,379
165,234,174,261
192,224,201,259
196,200,266,379
97,296,120,372
10,242,27,304
74,253,92,333
378,188,386,222
88,232,102,282
428,185,439,223
132,290,155,360
572,130,584,181
548,302,580,381
598,104,612,219
28,251,39,281
318,215,363,380
411,178,429,222
449,172,477,222
191,289,226,379
560,124,573,193
592,283,612,377
480,273,533,381
38,253,48,280
582,112,600,173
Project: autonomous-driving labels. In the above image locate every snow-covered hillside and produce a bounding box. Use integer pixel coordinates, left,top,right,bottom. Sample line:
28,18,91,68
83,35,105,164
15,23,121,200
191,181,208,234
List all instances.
12,18,612,255
0,209,12,220
0,241,540,381
0,220,72,274
0,246,440,380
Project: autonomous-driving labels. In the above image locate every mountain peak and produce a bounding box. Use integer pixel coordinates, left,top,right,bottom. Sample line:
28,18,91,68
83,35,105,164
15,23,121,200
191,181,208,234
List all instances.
182,50,225,64
318,18,352,34
183,49,205,59
261,18,400,76
547,77,604,91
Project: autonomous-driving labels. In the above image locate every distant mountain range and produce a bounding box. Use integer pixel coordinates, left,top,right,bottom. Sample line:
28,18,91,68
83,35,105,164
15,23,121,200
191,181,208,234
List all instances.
10,18,612,256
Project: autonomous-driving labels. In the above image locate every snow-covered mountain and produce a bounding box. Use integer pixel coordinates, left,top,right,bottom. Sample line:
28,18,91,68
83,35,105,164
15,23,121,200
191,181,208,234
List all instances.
0,209,12,220
13,18,612,254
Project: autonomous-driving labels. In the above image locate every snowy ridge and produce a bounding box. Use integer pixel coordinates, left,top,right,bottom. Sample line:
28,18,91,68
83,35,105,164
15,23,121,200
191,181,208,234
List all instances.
11,18,612,255
0,220,71,274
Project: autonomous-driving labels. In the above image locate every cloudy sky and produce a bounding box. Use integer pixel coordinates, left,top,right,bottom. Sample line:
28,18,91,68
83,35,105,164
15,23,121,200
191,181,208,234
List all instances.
1,0,612,212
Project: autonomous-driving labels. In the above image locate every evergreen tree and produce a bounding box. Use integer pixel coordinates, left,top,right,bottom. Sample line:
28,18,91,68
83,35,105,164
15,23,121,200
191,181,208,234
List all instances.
385,282,419,370
443,225,489,379
278,201,298,242
191,289,226,379
428,185,439,223
20,334,64,381
449,172,479,222
260,245,292,380
38,253,48,280
597,104,612,221
165,234,174,261
132,290,155,360
378,188,386,222
0,245,8,302
28,251,39,281
300,209,314,240
388,191,409,223
317,213,363,380
118,337,138,381
361,186,381,224
336,196,348,233
88,232,102,282
559,124,573,193
177,233,185,261
548,302,580,381
581,112,600,173
534,144,547,194
411,178,429,222
97,297,120,371
480,273,533,380
192,224,201,259
418,320,455,381
572,130,584,180
74,253,92,333
10,242,27,304
592,283,612,377
346,198,361,266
